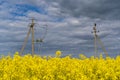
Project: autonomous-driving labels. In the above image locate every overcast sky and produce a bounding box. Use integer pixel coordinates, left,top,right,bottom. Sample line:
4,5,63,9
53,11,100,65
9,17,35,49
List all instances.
0,0,120,57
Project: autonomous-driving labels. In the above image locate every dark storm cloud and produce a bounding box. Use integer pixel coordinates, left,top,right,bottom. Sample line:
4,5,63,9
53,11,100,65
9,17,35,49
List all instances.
49,0,120,19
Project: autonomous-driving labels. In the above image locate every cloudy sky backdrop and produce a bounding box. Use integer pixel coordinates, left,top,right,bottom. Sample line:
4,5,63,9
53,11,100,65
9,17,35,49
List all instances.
0,0,120,57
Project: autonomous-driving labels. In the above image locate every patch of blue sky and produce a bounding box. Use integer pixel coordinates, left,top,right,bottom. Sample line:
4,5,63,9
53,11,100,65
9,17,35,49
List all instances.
11,4,47,16
50,16,64,22
0,0,5,4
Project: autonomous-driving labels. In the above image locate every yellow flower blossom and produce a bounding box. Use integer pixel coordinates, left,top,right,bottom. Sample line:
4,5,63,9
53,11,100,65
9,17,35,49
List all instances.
0,51,119,80
55,50,62,57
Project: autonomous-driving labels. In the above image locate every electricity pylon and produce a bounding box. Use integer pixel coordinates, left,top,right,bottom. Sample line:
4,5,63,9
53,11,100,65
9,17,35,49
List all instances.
92,23,108,57
20,19,35,56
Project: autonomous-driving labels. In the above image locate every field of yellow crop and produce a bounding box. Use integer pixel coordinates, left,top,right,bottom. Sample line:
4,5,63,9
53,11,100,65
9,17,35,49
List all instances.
0,51,120,80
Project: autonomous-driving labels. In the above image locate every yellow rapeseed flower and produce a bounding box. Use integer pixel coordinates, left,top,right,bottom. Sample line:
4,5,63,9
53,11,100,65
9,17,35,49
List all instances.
55,50,62,57
0,51,119,80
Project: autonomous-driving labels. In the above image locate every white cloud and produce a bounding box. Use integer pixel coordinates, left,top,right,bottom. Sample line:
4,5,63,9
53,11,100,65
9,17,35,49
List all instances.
0,0,120,57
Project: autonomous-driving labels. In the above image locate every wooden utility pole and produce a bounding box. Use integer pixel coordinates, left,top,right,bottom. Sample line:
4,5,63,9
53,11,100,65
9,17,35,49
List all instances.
92,23,108,57
93,23,99,57
31,19,35,56
20,19,35,56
